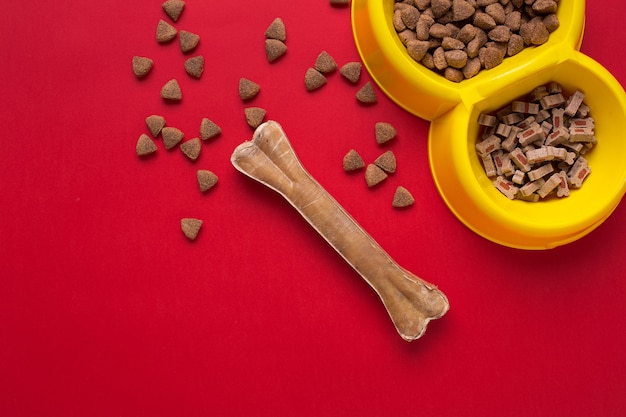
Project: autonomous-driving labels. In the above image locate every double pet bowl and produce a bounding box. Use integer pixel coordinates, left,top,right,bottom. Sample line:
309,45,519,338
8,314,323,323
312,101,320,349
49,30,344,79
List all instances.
352,0,626,249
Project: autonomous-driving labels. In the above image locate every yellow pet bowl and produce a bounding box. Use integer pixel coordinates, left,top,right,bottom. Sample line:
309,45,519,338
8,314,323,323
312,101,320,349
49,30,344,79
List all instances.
352,0,626,249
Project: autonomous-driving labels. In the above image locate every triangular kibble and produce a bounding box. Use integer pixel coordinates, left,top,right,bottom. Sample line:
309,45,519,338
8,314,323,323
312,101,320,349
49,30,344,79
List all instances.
197,169,218,192
315,50,337,74
161,126,184,149
136,134,158,156
339,61,362,83
265,39,287,63
392,186,415,208
162,0,185,22
156,19,177,43
356,81,377,104
374,150,396,173
244,107,266,129
200,118,221,140
365,164,388,187
179,30,200,53
181,218,202,240
145,115,166,137
375,122,397,144
239,78,261,101
184,55,204,78
343,149,365,172
160,79,182,101
180,137,202,161
265,17,286,41
132,56,153,78
304,68,327,91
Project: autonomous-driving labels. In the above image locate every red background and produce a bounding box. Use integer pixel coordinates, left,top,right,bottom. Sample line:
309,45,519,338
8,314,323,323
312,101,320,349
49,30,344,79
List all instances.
1,1,625,416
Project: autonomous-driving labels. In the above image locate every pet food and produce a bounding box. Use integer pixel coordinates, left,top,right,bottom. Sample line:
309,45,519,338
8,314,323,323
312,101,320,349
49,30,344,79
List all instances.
197,170,218,192
180,137,202,160
365,163,388,187
356,81,377,104
145,115,166,137
374,150,397,173
315,51,337,74
161,126,184,150
239,78,261,101
181,218,202,240
343,149,365,171
184,56,204,78
136,134,158,156
160,79,182,101
162,0,185,22
244,107,267,128
199,118,221,140
304,68,327,91
265,39,287,63
477,83,595,200
132,56,153,78
375,122,397,144
179,30,200,53
156,19,177,43
392,186,415,208
339,62,362,84
265,18,286,41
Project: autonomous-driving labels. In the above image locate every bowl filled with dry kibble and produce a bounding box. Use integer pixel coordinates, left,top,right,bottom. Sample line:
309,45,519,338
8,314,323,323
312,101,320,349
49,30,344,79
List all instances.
352,0,626,249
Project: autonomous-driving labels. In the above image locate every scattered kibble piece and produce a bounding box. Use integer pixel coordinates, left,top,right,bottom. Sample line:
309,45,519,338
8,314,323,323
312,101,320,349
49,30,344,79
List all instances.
339,62,362,84
392,186,415,208
365,163,388,187
180,137,202,161
161,126,184,150
374,150,397,173
315,51,337,74
477,82,594,201
162,0,185,22
160,79,182,101
181,218,202,240
239,78,261,101
132,56,153,78
184,55,204,78
356,81,377,104
145,115,166,137
375,122,397,144
156,19,177,43
179,30,200,53
343,149,365,172
265,39,287,63
244,107,267,128
197,169,218,192
304,68,327,91
136,134,158,156
265,17,286,42
200,118,221,140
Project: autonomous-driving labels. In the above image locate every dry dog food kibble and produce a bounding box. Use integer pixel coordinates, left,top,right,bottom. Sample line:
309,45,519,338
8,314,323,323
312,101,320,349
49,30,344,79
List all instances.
477,82,594,201
162,0,185,22
304,68,327,91
181,218,202,240
365,163,388,187
339,61,362,84
264,18,287,63
179,30,200,53
160,79,182,101
180,137,202,161
343,149,365,171
375,122,397,144
136,134,158,156
393,0,560,82
132,56,153,78
315,51,338,74
184,55,204,78
392,186,415,208
239,78,261,101
199,118,221,140
356,81,377,104
244,107,267,129
374,150,397,173
265,18,286,41
145,115,166,137
197,170,218,192
156,19,177,43
161,126,184,150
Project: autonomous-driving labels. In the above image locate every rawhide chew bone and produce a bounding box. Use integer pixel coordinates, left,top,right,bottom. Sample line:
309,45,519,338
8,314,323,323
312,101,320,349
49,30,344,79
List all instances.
230,121,449,341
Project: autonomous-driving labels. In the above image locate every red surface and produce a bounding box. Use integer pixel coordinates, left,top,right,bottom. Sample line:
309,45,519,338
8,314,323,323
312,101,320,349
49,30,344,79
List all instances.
1,1,625,416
